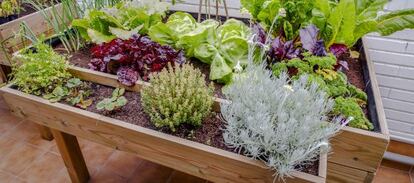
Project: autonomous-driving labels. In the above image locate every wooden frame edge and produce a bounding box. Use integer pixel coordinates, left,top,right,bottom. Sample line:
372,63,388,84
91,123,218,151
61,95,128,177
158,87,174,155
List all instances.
362,37,390,137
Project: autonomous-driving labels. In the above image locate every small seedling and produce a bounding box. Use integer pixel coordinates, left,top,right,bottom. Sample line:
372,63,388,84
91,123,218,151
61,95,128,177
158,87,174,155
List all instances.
66,78,82,88
68,90,92,109
43,86,69,103
96,88,128,111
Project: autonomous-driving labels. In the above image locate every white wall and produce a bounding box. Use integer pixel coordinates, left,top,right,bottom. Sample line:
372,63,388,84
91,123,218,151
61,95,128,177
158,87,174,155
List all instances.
364,0,414,145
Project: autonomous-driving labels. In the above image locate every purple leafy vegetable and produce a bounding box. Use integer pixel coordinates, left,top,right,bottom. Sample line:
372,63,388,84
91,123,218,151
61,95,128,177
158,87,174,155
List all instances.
90,34,186,85
270,36,301,61
330,44,350,71
329,44,348,58
117,66,139,86
252,23,267,45
299,24,327,56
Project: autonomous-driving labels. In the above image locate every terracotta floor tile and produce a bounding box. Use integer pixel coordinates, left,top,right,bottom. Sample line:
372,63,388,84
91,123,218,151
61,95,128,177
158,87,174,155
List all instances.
81,139,115,175
3,120,39,141
168,171,206,183
0,111,22,136
51,169,71,183
0,142,46,175
373,166,412,183
128,161,173,183
90,168,128,183
0,136,24,159
0,170,18,182
101,150,143,178
18,152,65,182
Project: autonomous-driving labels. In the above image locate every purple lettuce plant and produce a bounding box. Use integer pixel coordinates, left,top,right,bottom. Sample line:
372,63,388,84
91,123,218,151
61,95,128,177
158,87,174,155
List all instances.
89,34,185,86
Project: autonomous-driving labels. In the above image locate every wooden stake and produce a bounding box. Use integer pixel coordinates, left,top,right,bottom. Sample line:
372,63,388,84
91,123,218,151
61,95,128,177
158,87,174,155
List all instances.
51,129,90,183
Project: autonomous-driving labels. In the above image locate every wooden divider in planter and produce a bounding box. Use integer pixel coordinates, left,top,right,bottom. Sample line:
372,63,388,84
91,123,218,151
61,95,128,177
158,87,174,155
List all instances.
0,3,65,66
0,82,327,183
67,58,389,183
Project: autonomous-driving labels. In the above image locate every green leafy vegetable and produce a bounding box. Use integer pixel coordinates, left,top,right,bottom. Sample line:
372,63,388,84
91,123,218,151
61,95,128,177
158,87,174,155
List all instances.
149,12,251,84
11,43,71,96
72,0,170,43
96,88,128,111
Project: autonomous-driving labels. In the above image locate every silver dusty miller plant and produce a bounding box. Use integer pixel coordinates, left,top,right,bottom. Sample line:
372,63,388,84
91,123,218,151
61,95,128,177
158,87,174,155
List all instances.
221,63,342,179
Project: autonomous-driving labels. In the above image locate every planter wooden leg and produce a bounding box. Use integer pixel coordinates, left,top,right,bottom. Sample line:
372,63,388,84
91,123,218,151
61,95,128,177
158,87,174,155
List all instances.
51,129,90,183
36,124,54,141
0,67,6,83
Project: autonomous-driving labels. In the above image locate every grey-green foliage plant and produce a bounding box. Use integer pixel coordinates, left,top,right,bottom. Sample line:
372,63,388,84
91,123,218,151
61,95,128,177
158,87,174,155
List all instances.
11,42,71,95
221,63,342,179
141,63,214,132
96,88,127,111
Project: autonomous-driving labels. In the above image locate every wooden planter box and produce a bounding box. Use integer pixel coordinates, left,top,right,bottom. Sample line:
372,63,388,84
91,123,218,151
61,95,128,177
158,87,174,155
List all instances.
7,37,389,182
4,5,389,181
0,3,64,66
0,80,328,183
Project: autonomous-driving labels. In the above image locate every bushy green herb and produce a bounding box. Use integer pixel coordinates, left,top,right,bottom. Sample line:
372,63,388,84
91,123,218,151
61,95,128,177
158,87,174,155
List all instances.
272,53,373,130
96,88,127,111
0,0,19,17
11,43,71,95
333,97,373,130
141,64,214,132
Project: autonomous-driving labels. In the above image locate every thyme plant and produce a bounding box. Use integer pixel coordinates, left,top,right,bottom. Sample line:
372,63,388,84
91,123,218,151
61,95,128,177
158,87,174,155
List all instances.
141,64,214,132
221,63,342,179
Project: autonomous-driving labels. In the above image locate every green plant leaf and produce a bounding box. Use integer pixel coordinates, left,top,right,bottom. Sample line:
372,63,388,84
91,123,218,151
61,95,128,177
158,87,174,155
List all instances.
66,78,82,88
109,25,143,40
87,29,116,44
209,54,232,82
377,9,414,36
240,0,267,19
314,0,330,17
355,0,388,21
333,0,356,46
116,96,128,107
148,23,176,45
105,103,115,111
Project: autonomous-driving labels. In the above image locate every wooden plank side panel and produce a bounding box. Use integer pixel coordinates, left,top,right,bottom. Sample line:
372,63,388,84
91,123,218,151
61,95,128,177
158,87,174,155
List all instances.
329,127,389,173
327,162,370,183
0,87,325,183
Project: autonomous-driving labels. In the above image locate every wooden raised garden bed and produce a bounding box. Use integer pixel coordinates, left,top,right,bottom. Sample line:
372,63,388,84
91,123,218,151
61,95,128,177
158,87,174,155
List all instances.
2,3,390,182
0,3,65,66
0,79,328,183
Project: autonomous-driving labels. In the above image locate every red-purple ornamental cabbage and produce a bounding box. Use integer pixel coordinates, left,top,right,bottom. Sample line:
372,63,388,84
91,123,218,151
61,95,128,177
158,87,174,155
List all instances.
89,34,185,86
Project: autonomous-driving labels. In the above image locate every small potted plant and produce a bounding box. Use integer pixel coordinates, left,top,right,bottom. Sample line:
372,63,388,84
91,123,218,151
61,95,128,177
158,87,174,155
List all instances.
0,0,20,24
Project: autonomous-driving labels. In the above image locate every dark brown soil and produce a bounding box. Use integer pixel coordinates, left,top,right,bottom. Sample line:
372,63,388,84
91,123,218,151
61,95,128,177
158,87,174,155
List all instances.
69,82,318,176
60,44,225,98
343,56,370,116
344,57,366,91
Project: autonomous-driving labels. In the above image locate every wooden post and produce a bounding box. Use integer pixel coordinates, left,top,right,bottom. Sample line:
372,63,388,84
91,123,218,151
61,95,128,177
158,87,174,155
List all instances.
51,129,90,183
36,124,54,141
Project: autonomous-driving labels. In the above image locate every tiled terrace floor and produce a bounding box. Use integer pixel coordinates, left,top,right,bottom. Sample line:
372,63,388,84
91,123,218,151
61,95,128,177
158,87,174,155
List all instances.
0,97,413,183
